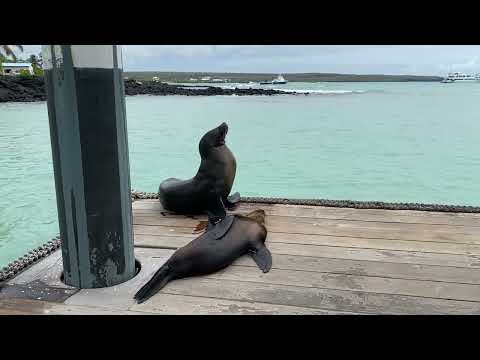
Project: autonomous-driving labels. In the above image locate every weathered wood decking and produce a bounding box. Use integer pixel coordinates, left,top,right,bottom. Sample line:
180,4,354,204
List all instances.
2,199,480,314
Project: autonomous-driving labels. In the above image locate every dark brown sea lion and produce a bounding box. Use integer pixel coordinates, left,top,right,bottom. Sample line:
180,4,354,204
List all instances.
158,122,240,220
133,209,271,304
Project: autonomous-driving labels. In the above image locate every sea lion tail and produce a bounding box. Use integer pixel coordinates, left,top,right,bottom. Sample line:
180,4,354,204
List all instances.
134,264,173,304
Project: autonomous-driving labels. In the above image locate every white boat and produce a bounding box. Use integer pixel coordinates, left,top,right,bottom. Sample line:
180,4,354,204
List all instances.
272,74,287,84
444,72,479,82
260,74,288,85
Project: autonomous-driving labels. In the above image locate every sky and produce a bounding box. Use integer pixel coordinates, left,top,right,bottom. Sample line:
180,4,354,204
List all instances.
16,45,480,76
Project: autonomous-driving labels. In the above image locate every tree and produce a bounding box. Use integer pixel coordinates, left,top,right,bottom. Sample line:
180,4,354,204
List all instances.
28,53,44,76
29,54,38,66
0,45,23,75
36,52,43,68
0,45,24,61
0,54,4,74
19,69,32,77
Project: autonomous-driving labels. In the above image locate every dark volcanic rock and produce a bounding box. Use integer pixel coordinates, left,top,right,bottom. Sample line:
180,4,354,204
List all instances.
0,76,294,103
0,76,47,103
123,79,288,96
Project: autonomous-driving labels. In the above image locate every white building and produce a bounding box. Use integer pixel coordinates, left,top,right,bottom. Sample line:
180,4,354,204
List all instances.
1,62,33,75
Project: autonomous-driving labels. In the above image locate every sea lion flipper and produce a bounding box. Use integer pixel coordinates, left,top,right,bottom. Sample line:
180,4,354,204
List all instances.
250,244,272,273
134,264,172,304
206,193,227,220
225,192,241,209
206,215,235,240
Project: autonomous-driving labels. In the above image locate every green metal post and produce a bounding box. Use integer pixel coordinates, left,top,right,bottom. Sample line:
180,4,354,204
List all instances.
42,45,135,288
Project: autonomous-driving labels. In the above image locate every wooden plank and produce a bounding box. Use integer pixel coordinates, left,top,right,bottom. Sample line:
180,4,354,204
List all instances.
133,213,480,234
133,233,480,268
158,277,480,315
0,282,78,303
203,265,480,302
266,242,480,268
0,298,150,315
129,293,362,315
134,206,480,227
132,216,480,244
134,236,480,284
231,253,480,285
134,207,480,227
7,250,73,289
235,202,480,222
133,225,480,256
133,199,480,225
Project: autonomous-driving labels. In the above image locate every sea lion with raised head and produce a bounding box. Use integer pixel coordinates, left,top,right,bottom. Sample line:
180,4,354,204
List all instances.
133,209,271,304
158,122,240,220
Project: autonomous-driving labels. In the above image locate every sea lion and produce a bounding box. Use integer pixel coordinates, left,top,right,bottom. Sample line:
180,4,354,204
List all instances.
134,209,272,304
158,122,240,220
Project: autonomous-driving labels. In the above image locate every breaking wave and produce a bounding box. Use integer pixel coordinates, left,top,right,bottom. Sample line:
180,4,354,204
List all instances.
273,88,367,95
218,84,369,95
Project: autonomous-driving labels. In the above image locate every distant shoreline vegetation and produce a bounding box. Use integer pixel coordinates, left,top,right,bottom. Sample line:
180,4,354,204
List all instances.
124,72,443,83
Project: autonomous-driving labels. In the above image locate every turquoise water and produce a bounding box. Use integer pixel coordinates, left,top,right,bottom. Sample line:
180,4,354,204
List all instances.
1,81,480,266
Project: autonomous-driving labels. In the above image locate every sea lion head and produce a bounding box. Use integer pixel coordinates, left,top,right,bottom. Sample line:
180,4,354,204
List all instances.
199,122,229,156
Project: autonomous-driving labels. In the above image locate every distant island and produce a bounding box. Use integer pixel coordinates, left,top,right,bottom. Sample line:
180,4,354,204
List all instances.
0,76,290,103
124,71,443,83
0,71,443,103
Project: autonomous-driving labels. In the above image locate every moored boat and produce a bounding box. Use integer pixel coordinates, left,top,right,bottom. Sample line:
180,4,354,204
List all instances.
260,74,288,85
443,72,479,82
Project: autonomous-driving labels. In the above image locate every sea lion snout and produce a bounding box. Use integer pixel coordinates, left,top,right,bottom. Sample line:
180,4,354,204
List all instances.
217,122,228,146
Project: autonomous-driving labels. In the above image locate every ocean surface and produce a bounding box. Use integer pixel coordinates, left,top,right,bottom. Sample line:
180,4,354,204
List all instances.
1,81,480,267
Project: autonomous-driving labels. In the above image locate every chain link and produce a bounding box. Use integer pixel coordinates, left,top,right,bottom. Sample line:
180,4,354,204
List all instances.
0,236,61,283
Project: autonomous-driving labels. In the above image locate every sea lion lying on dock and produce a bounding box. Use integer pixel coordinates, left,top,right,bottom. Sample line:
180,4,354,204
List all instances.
134,209,271,304
158,122,240,220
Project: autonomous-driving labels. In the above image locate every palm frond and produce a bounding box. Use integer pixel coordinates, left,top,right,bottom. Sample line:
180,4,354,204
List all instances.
0,45,24,61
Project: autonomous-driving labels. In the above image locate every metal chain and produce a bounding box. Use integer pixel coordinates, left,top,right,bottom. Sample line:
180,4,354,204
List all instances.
3,190,479,283
0,236,61,283
131,190,480,213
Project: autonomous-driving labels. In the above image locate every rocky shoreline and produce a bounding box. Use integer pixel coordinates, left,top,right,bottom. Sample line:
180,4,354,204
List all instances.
0,76,294,103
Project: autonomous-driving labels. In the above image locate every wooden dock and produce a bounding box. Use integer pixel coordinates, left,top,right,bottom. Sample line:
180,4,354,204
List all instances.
2,199,480,314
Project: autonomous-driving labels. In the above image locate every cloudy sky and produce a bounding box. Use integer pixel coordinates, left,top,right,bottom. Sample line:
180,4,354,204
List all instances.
18,45,480,75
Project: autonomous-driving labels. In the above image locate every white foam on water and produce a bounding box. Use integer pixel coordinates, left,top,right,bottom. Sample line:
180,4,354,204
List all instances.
217,83,368,95
273,88,367,95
